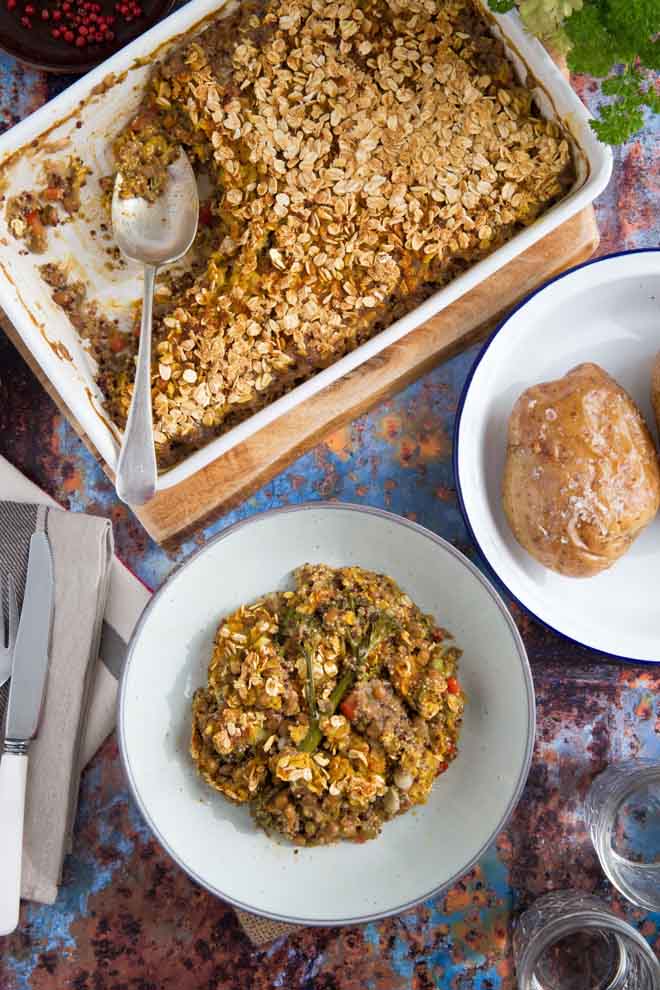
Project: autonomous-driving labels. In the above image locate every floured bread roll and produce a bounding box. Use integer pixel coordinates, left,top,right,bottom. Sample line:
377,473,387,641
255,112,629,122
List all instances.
503,362,660,577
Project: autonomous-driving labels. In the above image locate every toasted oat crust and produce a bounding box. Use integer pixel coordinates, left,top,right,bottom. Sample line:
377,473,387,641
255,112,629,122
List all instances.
101,0,575,466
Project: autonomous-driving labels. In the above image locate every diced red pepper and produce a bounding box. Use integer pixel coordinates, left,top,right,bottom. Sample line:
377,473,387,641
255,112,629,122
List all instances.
447,676,460,695
199,204,213,227
339,693,358,721
43,186,64,202
25,210,43,231
109,334,125,353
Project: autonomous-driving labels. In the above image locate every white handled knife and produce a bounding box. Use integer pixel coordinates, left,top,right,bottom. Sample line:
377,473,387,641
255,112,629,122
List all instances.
0,532,54,936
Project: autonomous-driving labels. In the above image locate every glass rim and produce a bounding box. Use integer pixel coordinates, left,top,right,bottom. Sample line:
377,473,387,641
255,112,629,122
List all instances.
515,907,660,988
588,762,660,806
591,764,660,802
590,767,660,912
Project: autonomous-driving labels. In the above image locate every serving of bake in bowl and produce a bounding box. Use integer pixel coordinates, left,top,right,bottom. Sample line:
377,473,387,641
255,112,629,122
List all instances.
455,249,660,664
0,0,611,494
118,503,534,924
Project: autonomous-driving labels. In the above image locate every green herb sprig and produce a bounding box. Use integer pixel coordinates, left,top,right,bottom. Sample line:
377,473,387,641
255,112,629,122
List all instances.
488,0,660,144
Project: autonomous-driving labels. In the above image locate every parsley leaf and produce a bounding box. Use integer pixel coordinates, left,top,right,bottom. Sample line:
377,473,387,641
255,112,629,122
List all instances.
591,90,646,145
489,0,660,144
488,0,516,11
605,0,660,59
565,5,620,78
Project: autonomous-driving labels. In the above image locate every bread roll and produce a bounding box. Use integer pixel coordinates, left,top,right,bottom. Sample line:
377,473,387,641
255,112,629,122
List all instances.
503,362,660,577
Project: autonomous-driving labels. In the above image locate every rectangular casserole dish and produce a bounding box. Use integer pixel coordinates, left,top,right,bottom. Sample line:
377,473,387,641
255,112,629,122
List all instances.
0,0,612,491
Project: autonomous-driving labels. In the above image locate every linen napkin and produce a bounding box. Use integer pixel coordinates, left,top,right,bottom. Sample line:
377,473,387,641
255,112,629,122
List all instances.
0,458,298,944
0,458,150,905
0,500,113,903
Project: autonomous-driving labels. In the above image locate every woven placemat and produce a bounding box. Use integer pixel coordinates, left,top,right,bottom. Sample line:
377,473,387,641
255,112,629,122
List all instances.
236,911,303,946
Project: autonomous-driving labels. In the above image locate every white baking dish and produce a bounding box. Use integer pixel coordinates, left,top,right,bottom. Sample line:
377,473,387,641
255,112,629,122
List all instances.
0,0,612,491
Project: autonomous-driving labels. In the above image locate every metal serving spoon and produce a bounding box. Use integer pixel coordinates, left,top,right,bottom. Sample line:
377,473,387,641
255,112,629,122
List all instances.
111,150,199,506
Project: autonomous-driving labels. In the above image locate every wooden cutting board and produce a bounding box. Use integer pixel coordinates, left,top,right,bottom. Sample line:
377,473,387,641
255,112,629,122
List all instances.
1,207,599,543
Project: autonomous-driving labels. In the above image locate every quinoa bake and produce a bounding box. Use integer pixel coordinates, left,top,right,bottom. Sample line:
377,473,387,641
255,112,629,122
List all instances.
191,564,465,844
35,0,574,470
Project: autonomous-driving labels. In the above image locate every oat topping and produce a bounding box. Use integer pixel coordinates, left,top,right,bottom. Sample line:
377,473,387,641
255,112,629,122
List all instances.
42,0,573,468
191,564,464,844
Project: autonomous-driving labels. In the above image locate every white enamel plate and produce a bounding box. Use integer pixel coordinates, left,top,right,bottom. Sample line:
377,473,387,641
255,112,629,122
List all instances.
119,504,534,925
456,249,660,664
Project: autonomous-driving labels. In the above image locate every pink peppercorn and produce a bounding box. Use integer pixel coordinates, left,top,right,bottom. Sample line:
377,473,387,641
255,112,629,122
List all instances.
4,0,139,49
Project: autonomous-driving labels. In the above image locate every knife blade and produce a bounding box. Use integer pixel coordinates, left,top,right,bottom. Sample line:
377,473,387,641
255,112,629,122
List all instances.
5,531,54,744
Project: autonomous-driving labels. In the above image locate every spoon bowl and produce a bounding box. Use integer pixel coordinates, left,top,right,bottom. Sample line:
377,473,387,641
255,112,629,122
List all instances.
111,149,199,506
112,152,199,268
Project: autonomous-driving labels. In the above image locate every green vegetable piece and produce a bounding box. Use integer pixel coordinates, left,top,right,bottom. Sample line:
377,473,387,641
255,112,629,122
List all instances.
430,643,461,671
303,641,318,723
298,669,355,754
298,612,397,754
349,612,398,670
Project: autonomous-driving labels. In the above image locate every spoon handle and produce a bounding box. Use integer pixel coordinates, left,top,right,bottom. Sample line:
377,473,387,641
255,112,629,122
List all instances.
116,263,158,506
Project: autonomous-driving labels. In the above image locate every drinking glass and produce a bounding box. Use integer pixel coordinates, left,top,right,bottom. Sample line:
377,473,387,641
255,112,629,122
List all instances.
586,760,660,911
513,891,660,990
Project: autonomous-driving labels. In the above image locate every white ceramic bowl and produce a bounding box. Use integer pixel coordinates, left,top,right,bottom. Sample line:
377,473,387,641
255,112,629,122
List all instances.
119,503,534,925
455,249,660,664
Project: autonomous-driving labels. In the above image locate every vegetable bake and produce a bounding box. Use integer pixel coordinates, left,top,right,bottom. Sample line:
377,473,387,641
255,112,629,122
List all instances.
191,564,464,844
53,0,574,469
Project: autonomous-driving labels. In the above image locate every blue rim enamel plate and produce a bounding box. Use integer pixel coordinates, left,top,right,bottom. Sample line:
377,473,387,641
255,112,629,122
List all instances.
455,249,660,664
119,503,534,925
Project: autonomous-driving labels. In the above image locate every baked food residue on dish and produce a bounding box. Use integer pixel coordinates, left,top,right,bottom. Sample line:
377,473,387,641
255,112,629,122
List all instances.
191,563,464,844
6,156,89,254
503,362,660,578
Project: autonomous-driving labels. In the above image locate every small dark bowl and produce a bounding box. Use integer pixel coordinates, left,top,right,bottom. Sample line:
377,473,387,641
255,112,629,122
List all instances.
0,0,175,74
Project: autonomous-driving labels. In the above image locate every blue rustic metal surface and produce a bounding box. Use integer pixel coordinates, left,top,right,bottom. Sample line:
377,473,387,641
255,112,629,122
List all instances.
0,40,659,990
